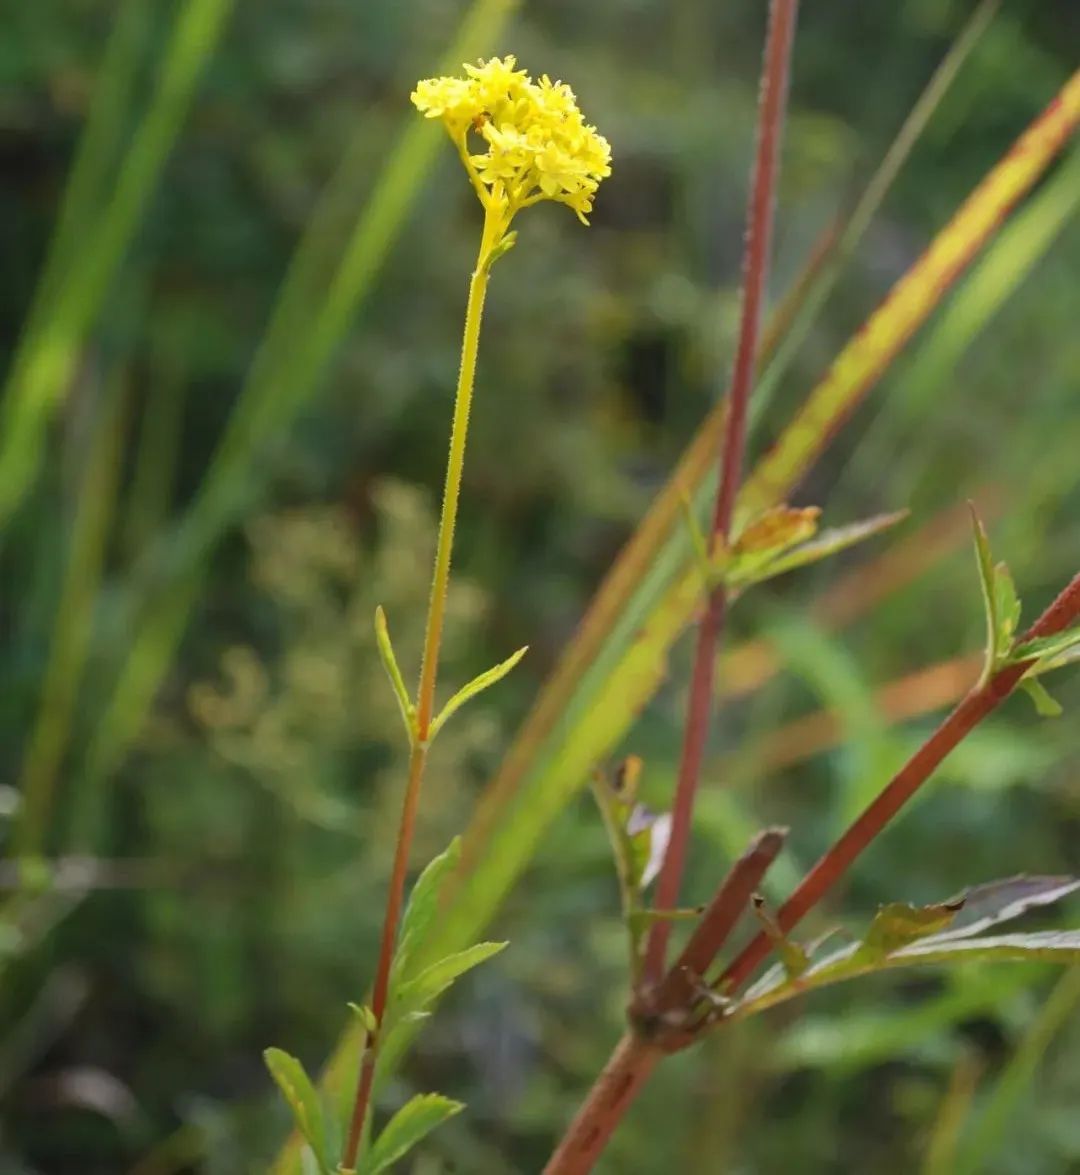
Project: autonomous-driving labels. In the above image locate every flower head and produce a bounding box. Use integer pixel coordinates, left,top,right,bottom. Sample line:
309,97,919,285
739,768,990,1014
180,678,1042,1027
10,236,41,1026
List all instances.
412,55,612,228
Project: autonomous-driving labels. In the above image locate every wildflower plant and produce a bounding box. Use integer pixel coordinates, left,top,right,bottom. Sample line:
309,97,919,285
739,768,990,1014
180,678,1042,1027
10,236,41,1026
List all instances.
264,57,610,1174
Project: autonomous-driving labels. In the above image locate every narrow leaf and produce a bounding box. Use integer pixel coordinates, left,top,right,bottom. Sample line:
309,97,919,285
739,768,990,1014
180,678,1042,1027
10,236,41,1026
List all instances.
679,490,715,587
729,510,908,590
263,1049,331,1174
969,506,998,684
392,839,461,984
1020,678,1062,718
752,895,811,978
1027,642,1080,677
428,646,528,742
992,562,1021,652
921,875,1080,943
348,1003,379,1036
359,1092,464,1175
861,901,963,958
374,606,415,745
734,504,821,555
391,942,507,1021
735,931,1080,1021
1013,626,1080,664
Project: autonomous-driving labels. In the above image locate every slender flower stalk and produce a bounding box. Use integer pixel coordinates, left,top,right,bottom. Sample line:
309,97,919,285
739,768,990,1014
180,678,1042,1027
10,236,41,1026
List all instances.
342,214,495,1167
341,56,610,1172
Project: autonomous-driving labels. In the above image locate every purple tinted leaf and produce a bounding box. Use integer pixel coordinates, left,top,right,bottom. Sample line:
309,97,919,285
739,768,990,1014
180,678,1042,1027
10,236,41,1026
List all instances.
924,875,1080,943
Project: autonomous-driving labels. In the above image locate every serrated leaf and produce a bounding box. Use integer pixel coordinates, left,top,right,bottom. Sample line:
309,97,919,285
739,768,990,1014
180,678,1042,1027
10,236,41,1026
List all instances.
428,646,528,742
1020,677,1062,718
969,506,998,685
359,1092,464,1175
860,901,964,958
920,875,1080,943
263,1049,332,1174
728,510,908,590
374,606,415,746
392,839,461,985
390,941,507,1022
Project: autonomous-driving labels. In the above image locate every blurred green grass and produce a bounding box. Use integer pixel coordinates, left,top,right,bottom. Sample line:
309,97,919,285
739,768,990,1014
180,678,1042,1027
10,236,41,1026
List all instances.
1,2,1078,1173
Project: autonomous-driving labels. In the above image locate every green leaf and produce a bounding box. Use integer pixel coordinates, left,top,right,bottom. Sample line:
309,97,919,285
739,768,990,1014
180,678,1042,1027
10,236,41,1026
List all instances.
752,895,811,979
263,1049,332,1175
860,901,963,959
374,606,415,745
392,839,461,985
483,229,518,269
390,942,507,1023
722,504,821,585
992,561,1021,651
347,1003,378,1036
678,489,715,588
1013,626,1080,665
736,931,1080,1021
428,646,528,742
359,1093,464,1175
590,758,671,981
727,509,908,590
920,875,1080,943
969,505,998,686
1020,677,1062,718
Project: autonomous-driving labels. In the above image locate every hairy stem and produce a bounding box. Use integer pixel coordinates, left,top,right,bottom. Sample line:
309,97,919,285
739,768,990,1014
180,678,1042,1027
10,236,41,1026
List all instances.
643,0,800,985
341,211,498,1170
719,569,1080,995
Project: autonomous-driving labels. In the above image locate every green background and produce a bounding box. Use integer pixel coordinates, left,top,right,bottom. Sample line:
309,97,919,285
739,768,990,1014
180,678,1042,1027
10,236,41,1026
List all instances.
1,1,1078,1171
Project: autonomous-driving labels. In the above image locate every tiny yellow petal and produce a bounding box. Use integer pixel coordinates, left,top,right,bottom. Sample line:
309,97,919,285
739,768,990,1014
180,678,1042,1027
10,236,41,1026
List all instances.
412,55,611,223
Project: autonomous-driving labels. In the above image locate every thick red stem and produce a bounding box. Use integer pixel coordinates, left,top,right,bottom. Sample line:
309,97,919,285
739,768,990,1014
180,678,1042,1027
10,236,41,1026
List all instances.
542,1034,661,1175
643,0,800,984
720,569,1080,994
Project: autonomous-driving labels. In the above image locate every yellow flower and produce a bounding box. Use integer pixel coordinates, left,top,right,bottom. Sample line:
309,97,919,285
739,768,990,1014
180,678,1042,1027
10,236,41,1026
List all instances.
411,55,612,229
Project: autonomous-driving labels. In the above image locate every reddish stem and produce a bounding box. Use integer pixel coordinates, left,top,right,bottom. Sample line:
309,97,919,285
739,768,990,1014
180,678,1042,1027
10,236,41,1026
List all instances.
720,569,1080,994
342,743,426,1168
656,826,787,1014
643,0,800,984
542,1033,662,1175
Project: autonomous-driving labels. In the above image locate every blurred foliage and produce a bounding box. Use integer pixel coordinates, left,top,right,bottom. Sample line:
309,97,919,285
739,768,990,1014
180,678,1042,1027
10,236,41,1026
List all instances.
0,1,1079,1173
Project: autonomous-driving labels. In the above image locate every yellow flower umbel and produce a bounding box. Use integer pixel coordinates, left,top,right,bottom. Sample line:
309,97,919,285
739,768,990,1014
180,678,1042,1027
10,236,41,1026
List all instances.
412,55,612,261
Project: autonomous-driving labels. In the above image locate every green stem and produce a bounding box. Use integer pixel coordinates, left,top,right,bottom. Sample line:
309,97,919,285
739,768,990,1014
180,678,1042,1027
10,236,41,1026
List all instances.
415,210,500,737
341,207,500,1171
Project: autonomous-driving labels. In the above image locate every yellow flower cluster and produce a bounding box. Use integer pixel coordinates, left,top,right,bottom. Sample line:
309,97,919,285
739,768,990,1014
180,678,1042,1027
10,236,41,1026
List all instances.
412,56,612,226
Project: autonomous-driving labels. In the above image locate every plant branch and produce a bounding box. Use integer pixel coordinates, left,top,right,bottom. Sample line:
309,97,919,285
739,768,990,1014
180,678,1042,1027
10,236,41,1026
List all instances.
341,211,497,1170
545,828,788,1175
719,568,1080,995
643,0,799,985
654,826,787,1015
542,1033,662,1175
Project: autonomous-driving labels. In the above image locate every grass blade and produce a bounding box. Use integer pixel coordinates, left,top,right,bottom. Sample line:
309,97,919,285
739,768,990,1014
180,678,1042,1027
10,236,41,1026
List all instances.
953,967,1080,1175
14,371,129,857
0,0,236,529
